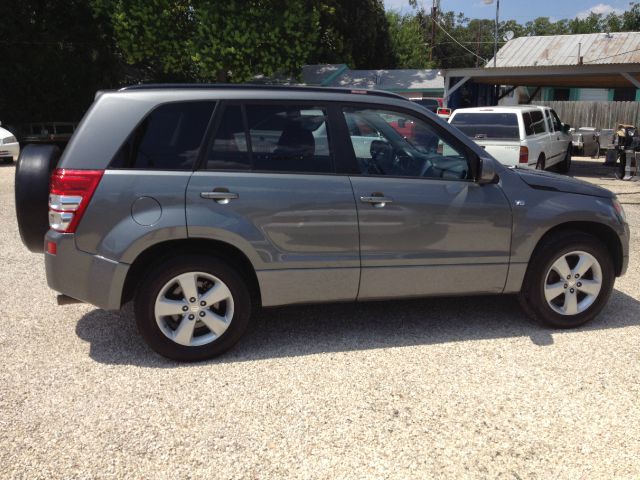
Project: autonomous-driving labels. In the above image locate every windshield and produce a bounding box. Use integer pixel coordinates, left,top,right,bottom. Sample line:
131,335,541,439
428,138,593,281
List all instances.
450,112,520,140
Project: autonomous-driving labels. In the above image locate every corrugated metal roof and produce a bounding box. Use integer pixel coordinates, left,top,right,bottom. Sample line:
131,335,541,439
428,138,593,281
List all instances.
489,32,640,68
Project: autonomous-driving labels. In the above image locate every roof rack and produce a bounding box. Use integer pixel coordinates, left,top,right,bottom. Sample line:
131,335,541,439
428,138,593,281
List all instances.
119,83,408,101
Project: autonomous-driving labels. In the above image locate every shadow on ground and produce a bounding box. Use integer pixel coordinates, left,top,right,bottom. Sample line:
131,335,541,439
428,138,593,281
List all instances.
76,289,640,368
570,159,620,180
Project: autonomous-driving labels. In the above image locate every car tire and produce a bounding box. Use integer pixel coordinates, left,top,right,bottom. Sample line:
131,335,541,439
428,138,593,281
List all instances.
557,148,571,174
593,142,600,159
15,144,61,253
535,154,545,170
134,254,253,361
518,231,614,329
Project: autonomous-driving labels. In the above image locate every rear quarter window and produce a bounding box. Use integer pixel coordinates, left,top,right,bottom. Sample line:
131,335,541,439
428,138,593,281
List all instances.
450,112,520,140
110,101,216,170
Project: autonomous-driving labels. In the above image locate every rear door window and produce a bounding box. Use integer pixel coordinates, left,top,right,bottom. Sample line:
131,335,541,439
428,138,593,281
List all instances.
207,104,250,170
530,110,547,134
110,101,216,170
450,112,520,140
522,112,534,136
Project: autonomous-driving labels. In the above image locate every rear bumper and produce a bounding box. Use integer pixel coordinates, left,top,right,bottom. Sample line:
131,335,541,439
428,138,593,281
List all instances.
45,231,129,311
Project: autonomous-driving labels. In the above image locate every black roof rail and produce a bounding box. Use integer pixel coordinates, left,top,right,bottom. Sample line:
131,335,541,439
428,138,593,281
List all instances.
118,83,409,101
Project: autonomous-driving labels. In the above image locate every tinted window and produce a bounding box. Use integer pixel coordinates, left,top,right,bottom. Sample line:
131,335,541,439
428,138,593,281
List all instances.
344,107,470,180
207,105,250,170
450,112,519,139
246,105,332,173
111,101,215,169
522,112,534,136
544,110,553,132
530,110,546,134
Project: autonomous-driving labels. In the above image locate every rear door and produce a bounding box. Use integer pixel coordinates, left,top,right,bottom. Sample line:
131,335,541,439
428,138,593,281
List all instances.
185,102,360,307
338,105,512,300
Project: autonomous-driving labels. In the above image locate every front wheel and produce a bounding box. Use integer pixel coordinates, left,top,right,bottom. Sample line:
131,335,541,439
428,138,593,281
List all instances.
134,255,252,361
518,231,614,328
557,148,571,174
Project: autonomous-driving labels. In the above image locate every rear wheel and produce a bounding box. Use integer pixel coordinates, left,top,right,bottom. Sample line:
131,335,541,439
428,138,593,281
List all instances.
15,144,61,252
134,255,252,361
535,154,546,170
518,231,614,328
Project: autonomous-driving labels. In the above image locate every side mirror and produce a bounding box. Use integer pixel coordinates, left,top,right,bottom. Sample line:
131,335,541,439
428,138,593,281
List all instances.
477,156,499,185
562,123,571,133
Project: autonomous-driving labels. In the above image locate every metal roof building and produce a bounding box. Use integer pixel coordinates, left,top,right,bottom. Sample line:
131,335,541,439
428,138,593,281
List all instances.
444,32,640,106
491,31,640,67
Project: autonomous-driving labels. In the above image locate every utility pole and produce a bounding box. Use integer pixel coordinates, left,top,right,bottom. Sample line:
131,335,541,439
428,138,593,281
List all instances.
493,0,500,67
475,25,482,68
430,0,438,62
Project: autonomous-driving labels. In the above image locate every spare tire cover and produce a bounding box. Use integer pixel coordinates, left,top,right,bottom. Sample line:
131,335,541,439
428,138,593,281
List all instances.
15,144,61,253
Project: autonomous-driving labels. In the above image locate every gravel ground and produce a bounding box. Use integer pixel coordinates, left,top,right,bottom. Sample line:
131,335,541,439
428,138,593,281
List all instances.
1,158,638,479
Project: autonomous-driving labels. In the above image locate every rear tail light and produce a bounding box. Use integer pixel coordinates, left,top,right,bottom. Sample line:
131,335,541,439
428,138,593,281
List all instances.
48,169,104,233
519,146,529,164
437,107,452,116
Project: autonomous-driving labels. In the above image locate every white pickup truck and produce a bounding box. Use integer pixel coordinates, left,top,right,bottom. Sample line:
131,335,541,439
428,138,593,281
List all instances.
448,106,572,173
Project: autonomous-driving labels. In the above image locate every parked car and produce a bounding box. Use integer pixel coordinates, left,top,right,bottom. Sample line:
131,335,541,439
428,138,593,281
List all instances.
15,85,629,361
409,97,443,112
409,97,450,120
572,127,600,157
0,124,20,163
448,106,573,173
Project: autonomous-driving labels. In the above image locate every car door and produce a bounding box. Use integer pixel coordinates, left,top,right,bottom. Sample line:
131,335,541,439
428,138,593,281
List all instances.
549,109,571,165
186,102,360,307
339,105,513,300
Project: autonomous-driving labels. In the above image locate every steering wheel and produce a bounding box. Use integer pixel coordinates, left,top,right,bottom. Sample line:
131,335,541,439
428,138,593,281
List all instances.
419,156,436,178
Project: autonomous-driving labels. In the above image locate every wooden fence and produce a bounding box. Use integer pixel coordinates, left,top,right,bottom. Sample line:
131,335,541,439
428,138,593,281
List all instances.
532,101,640,130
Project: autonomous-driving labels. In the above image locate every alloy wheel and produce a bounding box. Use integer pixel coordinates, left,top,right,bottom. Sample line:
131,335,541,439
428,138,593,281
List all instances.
154,272,234,346
543,251,602,316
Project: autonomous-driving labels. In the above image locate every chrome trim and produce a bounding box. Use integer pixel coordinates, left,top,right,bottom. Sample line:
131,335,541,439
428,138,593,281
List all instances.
48,210,74,231
49,194,83,211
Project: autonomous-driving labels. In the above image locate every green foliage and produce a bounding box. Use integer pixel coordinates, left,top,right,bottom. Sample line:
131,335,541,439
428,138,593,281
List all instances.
312,0,394,69
0,0,121,125
386,11,432,69
91,0,319,82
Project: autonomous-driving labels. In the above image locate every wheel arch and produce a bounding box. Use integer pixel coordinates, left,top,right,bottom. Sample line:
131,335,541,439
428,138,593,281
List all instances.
121,238,262,308
531,221,624,276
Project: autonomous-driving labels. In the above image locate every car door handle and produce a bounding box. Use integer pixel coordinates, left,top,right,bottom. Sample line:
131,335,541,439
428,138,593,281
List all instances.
200,190,239,204
360,195,393,207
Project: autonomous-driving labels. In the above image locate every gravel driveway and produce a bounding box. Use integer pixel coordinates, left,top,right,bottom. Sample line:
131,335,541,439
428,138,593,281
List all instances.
1,158,638,479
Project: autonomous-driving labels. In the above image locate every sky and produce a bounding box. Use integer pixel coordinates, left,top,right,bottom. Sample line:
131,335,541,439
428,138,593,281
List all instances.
383,0,632,23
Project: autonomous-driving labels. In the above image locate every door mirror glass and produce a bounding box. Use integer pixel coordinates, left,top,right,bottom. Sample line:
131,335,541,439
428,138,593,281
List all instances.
477,157,499,184
562,123,571,133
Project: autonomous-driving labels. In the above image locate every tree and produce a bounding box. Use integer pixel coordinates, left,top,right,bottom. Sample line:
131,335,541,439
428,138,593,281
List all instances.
386,11,431,69
91,0,320,82
312,0,395,69
0,0,121,125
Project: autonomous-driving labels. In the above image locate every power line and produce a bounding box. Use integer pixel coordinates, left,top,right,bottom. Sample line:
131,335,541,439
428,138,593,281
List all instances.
583,46,640,63
434,20,488,64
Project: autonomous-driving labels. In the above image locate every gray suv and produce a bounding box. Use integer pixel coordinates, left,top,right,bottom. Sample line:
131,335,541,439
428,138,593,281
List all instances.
15,85,629,361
